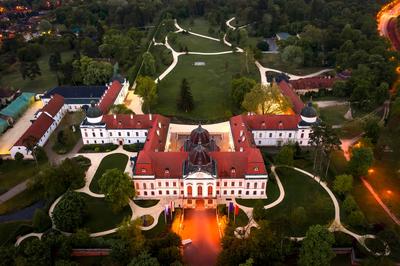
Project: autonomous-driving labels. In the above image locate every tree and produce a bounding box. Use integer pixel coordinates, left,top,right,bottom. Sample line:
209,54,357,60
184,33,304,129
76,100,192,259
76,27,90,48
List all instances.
73,56,113,85
33,209,52,232
20,61,42,80
135,76,158,112
298,225,335,266
49,52,62,72
141,52,156,76
99,168,135,211
242,83,292,114
333,174,353,196
110,104,135,114
342,195,358,214
129,251,160,266
231,77,256,109
347,210,366,228
19,237,51,266
275,145,294,166
177,78,194,112
38,19,52,33
281,45,304,69
117,219,145,257
22,135,39,166
363,118,381,144
348,146,374,177
52,191,86,232
81,37,98,57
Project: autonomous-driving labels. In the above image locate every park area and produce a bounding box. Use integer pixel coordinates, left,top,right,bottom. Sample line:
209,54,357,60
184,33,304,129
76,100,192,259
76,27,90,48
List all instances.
154,53,259,121
264,167,334,236
0,50,74,93
170,32,229,53
89,153,129,194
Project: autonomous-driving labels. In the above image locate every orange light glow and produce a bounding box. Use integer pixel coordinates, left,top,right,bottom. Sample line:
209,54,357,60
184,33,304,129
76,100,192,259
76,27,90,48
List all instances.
368,168,375,174
387,190,393,195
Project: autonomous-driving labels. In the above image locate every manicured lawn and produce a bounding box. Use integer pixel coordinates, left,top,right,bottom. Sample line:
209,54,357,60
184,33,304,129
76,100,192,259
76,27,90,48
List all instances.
0,160,41,195
154,53,259,121
134,199,160,208
319,105,350,125
170,32,229,53
143,211,167,238
0,50,74,93
0,220,32,246
259,53,326,75
235,178,280,207
89,153,129,194
80,193,131,233
264,167,335,236
50,112,84,154
0,187,43,215
179,17,220,38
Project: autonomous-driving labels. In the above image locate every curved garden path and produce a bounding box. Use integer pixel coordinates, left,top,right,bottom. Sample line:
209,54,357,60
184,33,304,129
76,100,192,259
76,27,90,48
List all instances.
234,165,390,256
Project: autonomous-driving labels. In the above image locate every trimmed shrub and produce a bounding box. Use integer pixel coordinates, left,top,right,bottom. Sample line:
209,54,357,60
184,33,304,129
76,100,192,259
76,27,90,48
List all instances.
79,144,118,153
123,143,145,152
32,209,52,232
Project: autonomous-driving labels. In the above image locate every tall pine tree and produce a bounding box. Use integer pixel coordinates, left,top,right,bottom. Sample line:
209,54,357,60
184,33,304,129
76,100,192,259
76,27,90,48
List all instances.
177,78,194,112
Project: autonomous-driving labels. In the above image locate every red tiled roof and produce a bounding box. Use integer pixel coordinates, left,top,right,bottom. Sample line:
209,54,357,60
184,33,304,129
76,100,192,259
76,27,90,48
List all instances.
134,151,188,177
98,80,123,114
289,77,336,91
102,114,154,129
278,81,304,114
242,114,301,130
41,94,64,117
143,115,170,153
210,149,267,178
229,115,256,152
13,113,54,146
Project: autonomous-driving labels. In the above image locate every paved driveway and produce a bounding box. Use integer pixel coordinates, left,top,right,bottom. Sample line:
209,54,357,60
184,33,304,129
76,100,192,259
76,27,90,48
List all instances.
0,100,43,155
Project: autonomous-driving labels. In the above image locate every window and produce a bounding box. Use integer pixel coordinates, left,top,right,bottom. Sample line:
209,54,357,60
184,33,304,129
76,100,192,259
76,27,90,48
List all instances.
300,141,303,145
144,191,148,196
158,182,161,187
173,190,177,195
127,132,130,136
254,183,258,189
92,132,95,137
231,168,236,175
253,191,257,195
128,140,131,144
231,182,235,186
223,190,227,195
158,190,162,195
165,182,169,187
166,190,170,195
143,183,147,189
145,132,148,136
254,167,259,172
239,182,242,186
118,132,121,137
259,133,262,137
247,183,250,189
246,191,249,195
151,183,154,189
135,183,139,189
181,182,184,187
216,182,219,186
217,190,220,195
136,132,139,136
224,182,227,186
100,132,103,137
301,133,304,138
85,133,88,137
173,182,176,187
258,141,261,145
289,133,292,138
239,190,242,194
101,140,104,144
279,133,282,137
151,191,155,195
181,190,184,195
261,191,264,195
165,168,170,175
269,133,272,137
262,182,265,189
141,168,146,173
110,132,113,136
231,190,234,195
94,140,97,144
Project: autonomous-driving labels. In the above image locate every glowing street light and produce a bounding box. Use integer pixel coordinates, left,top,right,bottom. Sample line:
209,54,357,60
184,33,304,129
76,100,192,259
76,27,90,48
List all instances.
368,168,375,174
387,190,393,195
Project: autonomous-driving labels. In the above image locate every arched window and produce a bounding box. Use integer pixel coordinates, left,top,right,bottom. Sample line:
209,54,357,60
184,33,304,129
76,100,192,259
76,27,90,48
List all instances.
197,186,203,197
208,185,213,196
187,185,192,197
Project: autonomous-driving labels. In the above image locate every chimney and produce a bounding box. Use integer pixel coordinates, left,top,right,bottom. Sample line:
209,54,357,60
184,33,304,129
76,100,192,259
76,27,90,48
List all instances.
149,113,152,121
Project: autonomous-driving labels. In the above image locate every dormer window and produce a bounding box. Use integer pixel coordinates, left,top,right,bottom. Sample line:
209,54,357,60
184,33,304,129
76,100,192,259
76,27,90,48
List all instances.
141,168,146,173
254,166,259,172
165,168,170,174
261,121,266,127
231,168,236,175
278,121,283,127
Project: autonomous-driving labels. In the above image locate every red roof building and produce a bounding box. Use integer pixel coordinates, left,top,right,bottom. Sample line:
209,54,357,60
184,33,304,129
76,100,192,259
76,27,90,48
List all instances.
278,80,304,114
289,77,336,93
98,80,123,114
40,94,64,117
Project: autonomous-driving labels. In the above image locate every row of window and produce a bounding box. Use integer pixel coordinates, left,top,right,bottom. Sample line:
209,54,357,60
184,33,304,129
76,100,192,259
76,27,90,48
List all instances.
85,139,141,144
255,132,307,139
137,189,265,196
85,131,147,138
135,181,265,189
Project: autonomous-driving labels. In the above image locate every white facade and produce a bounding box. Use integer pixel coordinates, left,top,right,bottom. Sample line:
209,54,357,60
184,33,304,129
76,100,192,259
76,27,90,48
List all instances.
81,125,148,145
252,127,312,146
133,171,268,208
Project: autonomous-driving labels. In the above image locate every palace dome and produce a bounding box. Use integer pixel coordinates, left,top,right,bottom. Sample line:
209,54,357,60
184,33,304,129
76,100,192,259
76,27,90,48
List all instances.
190,125,210,145
300,102,317,124
189,144,211,166
86,101,103,124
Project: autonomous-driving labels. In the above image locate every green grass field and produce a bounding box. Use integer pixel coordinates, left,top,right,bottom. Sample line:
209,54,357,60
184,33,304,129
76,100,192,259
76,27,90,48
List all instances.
151,45,174,79
79,193,131,233
154,53,259,121
143,211,167,238
264,167,335,237
50,112,84,154
0,50,74,93
133,199,160,208
89,153,129,194
0,187,43,215
0,160,41,195
179,17,220,38
259,53,326,75
235,178,280,207
319,105,350,125
170,32,229,53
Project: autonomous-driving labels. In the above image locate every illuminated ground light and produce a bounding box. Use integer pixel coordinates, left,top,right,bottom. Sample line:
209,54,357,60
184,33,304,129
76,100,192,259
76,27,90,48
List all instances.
387,190,393,195
368,168,375,174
